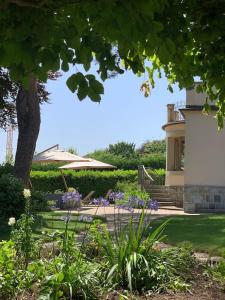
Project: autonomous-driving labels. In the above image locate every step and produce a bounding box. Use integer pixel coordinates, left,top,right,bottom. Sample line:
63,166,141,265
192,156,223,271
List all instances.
145,187,169,193
159,202,174,207
159,201,175,207
154,197,173,201
145,185,167,189
150,193,170,198
144,186,168,191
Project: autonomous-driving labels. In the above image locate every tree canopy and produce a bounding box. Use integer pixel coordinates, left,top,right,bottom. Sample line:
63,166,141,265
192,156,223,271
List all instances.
1,0,225,123
138,140,166,155
108,142,136,158
0,68,59,129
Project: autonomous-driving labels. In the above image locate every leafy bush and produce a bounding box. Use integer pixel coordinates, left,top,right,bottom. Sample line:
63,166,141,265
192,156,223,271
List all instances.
30,190,49,212
108,141,137,158
84,151,166,170
138,139,166,155
0,174,24,219
31,170,138,196
148,168,166,185
115,181,150,206
88,211,191,293
32,162,64,171
0,163,13,176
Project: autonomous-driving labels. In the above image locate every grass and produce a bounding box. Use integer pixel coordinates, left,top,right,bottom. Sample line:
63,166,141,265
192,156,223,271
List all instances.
152,214,225,256
0,211,104,241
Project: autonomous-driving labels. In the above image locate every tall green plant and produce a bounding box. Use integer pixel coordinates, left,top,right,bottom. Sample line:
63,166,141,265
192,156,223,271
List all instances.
90,209,169,292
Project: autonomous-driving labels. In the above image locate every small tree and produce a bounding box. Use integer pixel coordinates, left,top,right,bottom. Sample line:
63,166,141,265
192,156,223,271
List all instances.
138,140,166,155
1,0,224,185
108,142,136,158
67,147,78,155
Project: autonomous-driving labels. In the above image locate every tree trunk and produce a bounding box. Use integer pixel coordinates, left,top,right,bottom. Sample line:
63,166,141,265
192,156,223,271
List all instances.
14,74,40,187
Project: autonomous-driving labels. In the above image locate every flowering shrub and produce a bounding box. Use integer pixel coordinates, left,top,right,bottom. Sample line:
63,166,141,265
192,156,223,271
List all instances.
92,197,110,207
0,186,198,299
61,190,82,209
11,189,34,269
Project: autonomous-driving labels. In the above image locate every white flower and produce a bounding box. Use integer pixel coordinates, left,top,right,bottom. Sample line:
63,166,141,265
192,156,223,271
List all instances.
8,217,16,226
23,189,31,199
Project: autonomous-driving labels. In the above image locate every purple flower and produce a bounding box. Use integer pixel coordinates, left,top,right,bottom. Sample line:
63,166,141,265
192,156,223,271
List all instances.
87,216,93,223
101,198,110,207
128,196,145,208
109,191,125,201
92,197,110,207
137,199,145,208
148,199,159,211
60,214,72,223
78,215,93,223
109,192,116,200
92,198,100,205
116,192,125,200
115,203,133,213
62,191,82,203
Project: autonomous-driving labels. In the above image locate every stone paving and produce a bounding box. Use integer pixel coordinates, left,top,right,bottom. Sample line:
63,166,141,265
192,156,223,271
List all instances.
59,206,223,264
60,205,199,231
66,205,198,219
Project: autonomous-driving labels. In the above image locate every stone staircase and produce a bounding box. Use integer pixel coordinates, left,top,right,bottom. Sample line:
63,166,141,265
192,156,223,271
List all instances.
138,165,176,207
143,184,175,207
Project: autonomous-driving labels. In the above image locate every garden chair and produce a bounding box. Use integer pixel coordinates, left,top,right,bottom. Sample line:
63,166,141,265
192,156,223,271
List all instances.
81,190,95,206
104,189,112,200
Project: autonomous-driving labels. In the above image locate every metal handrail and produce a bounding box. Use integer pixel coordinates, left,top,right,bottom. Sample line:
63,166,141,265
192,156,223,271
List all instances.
142,165,154,182
174,101,186,121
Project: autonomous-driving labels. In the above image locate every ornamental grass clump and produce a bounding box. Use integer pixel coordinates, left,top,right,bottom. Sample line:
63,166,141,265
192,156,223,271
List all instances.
89,209,173,294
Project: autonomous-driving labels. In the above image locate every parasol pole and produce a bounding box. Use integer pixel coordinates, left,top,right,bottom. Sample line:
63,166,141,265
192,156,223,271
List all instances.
60,169,68,191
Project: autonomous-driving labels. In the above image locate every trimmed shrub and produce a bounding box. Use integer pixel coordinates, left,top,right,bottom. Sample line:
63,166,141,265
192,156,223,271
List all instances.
32,162,64,171
148,169,166,185
0,163,13,176
0,174,25,219
31,170,138,197
30,190,49,212
31,154,166,171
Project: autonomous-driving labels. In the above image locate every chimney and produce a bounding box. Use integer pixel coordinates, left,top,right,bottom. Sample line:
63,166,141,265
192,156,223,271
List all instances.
167,104,175,122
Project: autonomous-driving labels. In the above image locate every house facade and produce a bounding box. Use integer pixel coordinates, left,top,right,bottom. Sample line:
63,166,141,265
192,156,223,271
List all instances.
163,83,225,213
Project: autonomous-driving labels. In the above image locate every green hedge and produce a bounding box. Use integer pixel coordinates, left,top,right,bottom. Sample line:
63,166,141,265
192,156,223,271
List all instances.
32,154,166,171
148,169,166,185
31,170,138,197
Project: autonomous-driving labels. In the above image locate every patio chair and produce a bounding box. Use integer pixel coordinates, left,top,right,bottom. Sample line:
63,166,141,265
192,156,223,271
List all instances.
81,190,95,206
104,189,112,200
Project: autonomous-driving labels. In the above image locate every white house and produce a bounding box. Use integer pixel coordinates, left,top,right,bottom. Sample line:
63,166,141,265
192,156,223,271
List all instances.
163,83,225,212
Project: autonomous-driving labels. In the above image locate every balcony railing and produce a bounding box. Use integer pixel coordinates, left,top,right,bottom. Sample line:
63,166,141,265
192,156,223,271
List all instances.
174,101,185,121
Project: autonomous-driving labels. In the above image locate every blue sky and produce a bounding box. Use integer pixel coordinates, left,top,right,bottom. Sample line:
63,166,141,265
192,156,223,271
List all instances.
0,69,185,162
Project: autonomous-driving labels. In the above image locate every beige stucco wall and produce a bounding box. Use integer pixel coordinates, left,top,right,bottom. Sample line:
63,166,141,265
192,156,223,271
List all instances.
163,122,185,136
164,122,185,184
184,111,225,186
186,84,214,106
165,171,184,186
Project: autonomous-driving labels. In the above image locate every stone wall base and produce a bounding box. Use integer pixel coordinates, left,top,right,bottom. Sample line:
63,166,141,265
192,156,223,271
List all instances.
167,186,184,208
184,185,225,213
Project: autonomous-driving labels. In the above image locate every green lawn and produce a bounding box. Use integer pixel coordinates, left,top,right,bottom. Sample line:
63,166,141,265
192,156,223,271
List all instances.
152,214,225,255
0,211,104,241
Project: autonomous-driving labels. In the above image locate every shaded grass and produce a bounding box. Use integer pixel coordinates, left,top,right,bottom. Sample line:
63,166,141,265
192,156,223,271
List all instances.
152,214,225,255
0,211,105,241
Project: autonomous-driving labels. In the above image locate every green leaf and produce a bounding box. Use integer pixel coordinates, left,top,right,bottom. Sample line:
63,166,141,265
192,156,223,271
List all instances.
88,77,104,95
77,77,88,100
88,89,101,102
61,60,69,72
107,264,118,280
57,272,64,282
66,72,83,93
